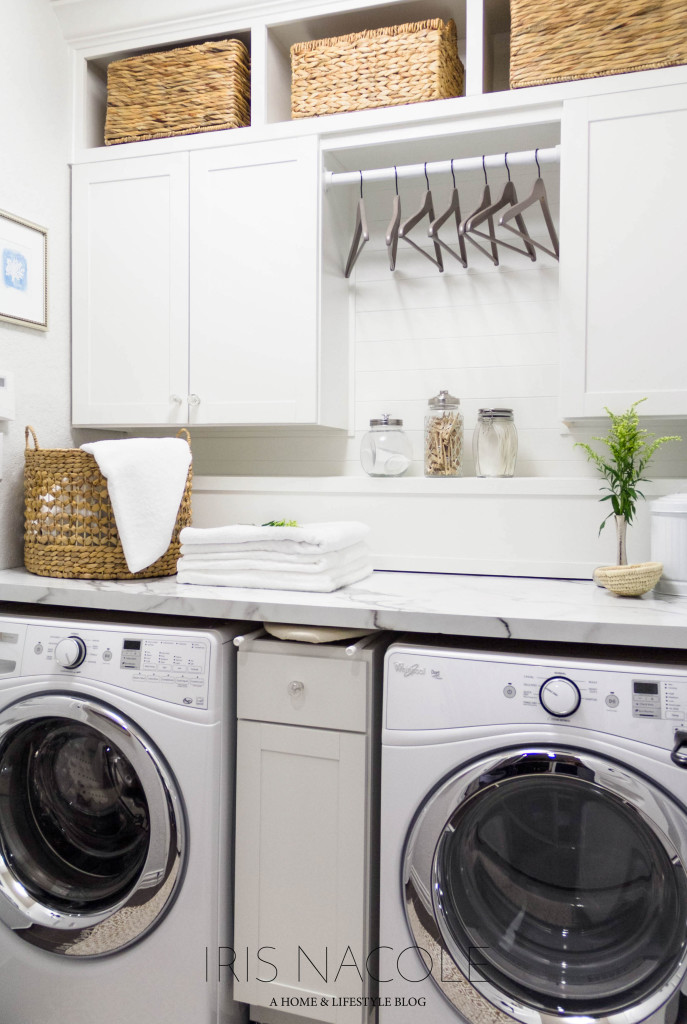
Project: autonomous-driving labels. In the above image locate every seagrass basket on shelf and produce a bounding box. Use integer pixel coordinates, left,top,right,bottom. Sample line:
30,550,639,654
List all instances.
23,426,193,580
104,38,251,145
290,18,464,119
593,561,663,597
510,0,687,89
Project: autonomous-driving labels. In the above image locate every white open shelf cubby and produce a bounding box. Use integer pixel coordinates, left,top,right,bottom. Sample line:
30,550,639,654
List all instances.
69,0,511,153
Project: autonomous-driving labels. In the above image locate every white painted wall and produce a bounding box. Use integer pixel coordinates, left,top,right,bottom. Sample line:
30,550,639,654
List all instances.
0,0,73,568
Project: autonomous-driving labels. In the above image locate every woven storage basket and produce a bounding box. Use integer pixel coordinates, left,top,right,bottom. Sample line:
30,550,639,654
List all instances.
510,0,687,89
290,19,464,119
593,561,663,597
104,38,251,145
23,426,193,580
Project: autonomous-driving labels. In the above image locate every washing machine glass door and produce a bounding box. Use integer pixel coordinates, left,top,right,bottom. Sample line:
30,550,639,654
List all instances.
0,693,185,957
404,747,687,1024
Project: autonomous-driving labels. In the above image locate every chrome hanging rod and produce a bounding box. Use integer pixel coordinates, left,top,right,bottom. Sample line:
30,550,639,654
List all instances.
324,145,560,189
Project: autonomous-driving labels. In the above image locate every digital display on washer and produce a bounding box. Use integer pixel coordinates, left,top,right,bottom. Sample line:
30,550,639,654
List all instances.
634,681,659,695
120,639,141,670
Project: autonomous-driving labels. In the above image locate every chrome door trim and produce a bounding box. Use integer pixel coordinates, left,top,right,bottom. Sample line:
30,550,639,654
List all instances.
0,693,185,956
404,746,687,1024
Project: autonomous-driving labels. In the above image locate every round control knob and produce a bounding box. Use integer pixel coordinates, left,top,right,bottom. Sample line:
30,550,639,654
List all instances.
54,635,87,669
539,676,581,718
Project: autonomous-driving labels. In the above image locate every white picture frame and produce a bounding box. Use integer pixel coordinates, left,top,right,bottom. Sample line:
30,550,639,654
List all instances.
0,209,48,331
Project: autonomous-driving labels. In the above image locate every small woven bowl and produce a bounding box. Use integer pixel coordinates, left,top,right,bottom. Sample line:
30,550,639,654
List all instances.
593,561,663,597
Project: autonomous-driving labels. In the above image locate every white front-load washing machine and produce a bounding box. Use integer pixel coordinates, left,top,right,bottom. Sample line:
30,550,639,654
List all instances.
380,640,687,1024
0,610,250,1024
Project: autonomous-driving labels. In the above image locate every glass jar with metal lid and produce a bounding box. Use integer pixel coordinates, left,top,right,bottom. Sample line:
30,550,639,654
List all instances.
473,408,518,477
424,389,464,477
360,414,412,477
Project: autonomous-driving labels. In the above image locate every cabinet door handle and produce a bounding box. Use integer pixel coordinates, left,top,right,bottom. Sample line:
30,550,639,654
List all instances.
188,394,201,407
170,394,183,405
288,680,305,697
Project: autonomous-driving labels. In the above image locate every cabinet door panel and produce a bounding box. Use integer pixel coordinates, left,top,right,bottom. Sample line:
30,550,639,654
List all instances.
234,720,368,1023
560,84,687,419
189,137,319,424
72,154,189,426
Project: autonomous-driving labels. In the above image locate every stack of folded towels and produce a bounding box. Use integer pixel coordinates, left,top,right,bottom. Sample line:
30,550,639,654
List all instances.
176,521,372,593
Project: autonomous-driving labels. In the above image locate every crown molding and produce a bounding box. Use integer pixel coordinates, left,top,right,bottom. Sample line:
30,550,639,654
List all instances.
48,0,401,49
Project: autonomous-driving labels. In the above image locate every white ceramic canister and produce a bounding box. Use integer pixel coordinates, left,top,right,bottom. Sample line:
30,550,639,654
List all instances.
650,493,687,595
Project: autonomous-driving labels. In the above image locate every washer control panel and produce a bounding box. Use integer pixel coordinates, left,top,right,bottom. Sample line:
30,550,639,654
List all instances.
384,645,687,748
17,625,213,709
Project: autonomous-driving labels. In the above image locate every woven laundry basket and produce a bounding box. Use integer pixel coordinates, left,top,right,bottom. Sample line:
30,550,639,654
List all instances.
290,18,464,119
23,426,193,580
104,38,251,145
510,0,687,89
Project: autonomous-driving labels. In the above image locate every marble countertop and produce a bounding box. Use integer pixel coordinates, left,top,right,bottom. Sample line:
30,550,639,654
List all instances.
0,567,685,649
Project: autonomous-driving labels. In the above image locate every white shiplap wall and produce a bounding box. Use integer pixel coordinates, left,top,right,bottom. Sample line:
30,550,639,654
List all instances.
190,161,686,480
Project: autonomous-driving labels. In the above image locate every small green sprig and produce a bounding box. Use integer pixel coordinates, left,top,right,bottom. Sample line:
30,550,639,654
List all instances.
261,519,300,527
575,398,681,534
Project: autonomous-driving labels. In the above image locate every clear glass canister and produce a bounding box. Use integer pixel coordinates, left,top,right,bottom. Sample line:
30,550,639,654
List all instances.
424,390,464,477
473,408,518,477
360,414,412,477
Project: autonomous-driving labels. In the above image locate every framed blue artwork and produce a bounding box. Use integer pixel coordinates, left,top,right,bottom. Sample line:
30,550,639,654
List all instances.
0,209,47,331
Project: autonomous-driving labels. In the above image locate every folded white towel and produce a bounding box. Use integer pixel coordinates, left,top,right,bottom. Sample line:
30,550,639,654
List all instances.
177,557,372,593
177,541,369,574
179,521,369,554
81,437,191,574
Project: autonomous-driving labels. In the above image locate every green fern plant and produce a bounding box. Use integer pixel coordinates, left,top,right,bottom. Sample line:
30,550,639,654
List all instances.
575,399,681,564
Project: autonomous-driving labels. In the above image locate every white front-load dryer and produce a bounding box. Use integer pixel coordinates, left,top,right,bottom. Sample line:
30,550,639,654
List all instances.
379,641,687,1024
0,610,250,1024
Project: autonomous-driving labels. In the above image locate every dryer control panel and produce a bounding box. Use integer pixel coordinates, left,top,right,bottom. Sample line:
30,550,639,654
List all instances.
0,622,214,709
384,644,687,750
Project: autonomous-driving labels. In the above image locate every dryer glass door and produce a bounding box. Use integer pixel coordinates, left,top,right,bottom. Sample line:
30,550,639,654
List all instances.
404,748,687,1024
0,694,185,956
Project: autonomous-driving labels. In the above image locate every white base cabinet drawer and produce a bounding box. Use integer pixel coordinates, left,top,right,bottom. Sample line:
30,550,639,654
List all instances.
238,651,368,732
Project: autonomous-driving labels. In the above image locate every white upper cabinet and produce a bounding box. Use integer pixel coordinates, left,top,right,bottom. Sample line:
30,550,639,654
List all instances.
72,153,190,427
72,136,347,428
189,137,319,425
559,82,687,420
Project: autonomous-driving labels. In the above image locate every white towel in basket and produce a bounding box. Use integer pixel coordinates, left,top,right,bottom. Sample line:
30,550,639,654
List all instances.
81,437,191,573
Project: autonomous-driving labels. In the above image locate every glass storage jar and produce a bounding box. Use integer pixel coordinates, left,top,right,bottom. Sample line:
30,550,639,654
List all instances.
473,408,518,477
424,390,464,477
360,414,411,477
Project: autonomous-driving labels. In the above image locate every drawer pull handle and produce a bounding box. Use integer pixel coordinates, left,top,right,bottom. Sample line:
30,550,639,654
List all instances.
288,680,305,697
